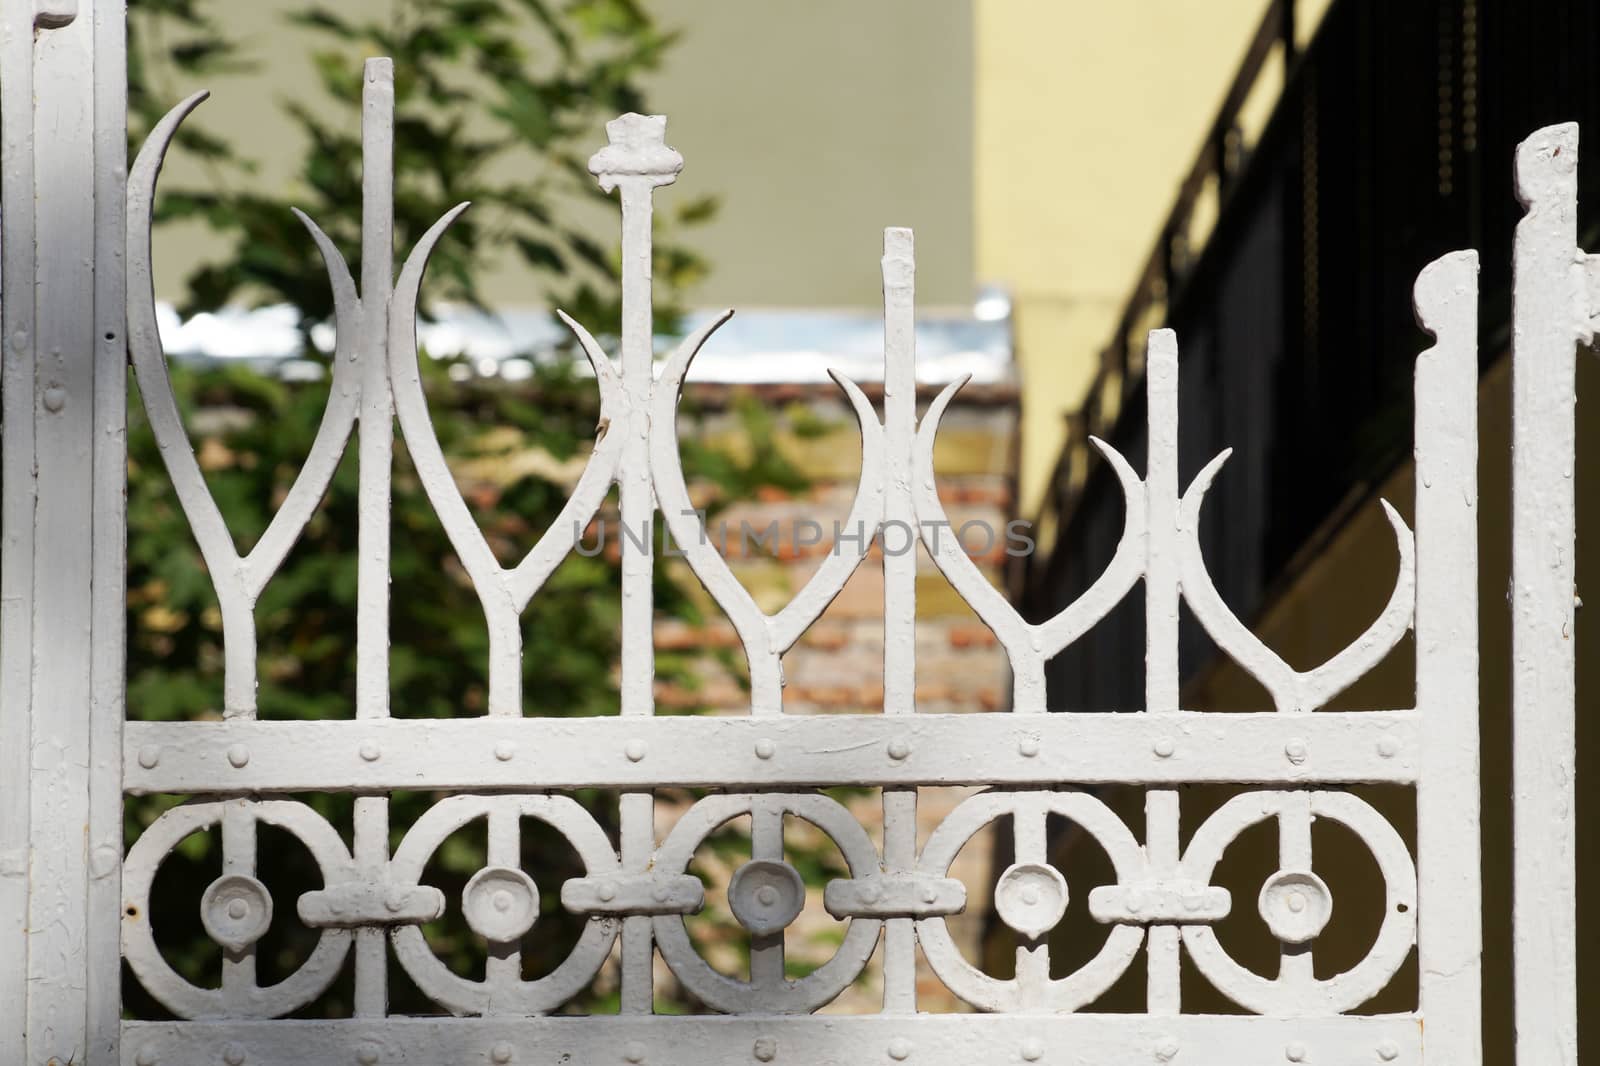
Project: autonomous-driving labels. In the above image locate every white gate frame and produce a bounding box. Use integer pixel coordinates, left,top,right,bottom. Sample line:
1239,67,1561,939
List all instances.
1,1,128,1063
0,4,1586,1064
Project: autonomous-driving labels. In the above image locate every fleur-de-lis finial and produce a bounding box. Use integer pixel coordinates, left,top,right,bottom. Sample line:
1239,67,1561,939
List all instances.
588,113,684,192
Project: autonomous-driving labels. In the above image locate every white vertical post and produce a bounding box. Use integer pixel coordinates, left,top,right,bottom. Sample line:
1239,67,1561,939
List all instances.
0,0,127,1061
881,227,920,1013
1509,123,1583,1066
589,114,682,1014
1144,329,1182,1013
354,57,396,1019
0,8,43,1059
1412,250,1481,1066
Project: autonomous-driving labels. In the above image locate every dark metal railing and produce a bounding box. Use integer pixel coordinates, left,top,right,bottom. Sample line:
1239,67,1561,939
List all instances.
1025,0,1600,712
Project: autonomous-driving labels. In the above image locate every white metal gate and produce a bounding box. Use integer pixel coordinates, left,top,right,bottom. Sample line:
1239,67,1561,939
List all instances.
0,4,1588,1064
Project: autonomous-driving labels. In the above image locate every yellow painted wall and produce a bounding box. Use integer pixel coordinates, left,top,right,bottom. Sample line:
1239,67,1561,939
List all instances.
975,0,1300,515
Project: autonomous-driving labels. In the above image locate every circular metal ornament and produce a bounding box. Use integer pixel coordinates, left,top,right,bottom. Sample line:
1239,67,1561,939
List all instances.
916,790,1145,1013
122,799,355,1019
463,865,541,943
994,861,1069,940
1258,869,1333,944
728,860,806,936
200,873,274,952
389,794,621,1017
651,793,883,1014
1181,791,1416,1015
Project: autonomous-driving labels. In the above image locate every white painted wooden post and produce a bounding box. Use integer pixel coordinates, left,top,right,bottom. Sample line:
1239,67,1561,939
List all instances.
1509,122,1588,1066
0,1,127,1062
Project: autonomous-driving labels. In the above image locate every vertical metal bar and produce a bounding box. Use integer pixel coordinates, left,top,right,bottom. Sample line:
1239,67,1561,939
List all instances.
880,227,919,1014
1275,793,1314,989
1145,329,1180,712
87,0,129,1059
0,3,42,1059
590,114,682,1015
18,2,105,1059
748,799,786,988
1144,791,1181,1015
1142,330,1183,1015
1509,123,1582,1066
617,173,659,1017
220,804,259,1012
1412,250,1482,1066
484,800,522,1002
1009,793,1049,1010
353,57,397,1019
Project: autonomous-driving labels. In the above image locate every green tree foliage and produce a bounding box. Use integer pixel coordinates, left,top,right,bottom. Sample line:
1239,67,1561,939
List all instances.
123,0,815,1017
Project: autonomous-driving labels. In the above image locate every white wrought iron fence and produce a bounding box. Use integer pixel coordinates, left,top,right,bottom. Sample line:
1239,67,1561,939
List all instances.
0,3,1589,1065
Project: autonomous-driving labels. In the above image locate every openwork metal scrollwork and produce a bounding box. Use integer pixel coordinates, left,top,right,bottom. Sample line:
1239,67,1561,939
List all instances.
119,53,1484,1066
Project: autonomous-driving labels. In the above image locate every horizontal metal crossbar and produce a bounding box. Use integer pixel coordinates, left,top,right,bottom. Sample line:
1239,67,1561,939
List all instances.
125,711,1420,793
121,1015,1422,1066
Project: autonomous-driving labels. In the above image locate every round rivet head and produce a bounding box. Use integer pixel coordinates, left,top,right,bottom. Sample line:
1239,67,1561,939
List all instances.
42,385,66,412
135,1049,158,1066
495,741,516,762
1018,736,1040,758
625,739,647,762
1259,869,1333,944
888,1037,912,1061
753,1036,778,1062
598,881,617,903
385,889,408,913
1285,739,1308,764
1021,1037,1044,1061
360,742,381,762
224,1044,247,1066
138,744,161,769
201,874,273,952
463,866,540,942
1156,1038,1180,1061
1285,1043,1307,1063
490,1042,514,1063
729,860,805,935
1153,737,1176,759
995,862,1069,940
357,1044,381,1065
887,738,911,761
623,1041,647,1063
1376,1041,1399,1062
755,738,776,760
227,744,250,768
1377,736,1400,758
